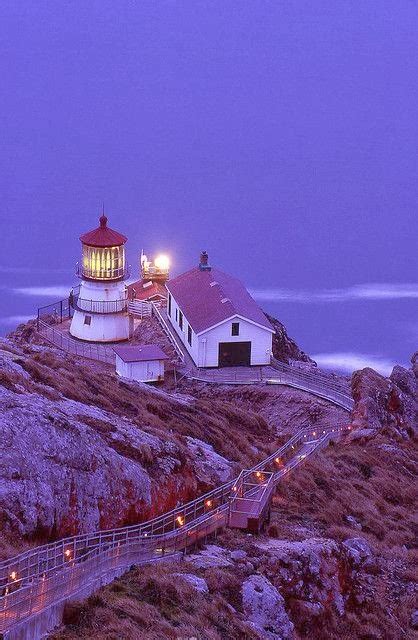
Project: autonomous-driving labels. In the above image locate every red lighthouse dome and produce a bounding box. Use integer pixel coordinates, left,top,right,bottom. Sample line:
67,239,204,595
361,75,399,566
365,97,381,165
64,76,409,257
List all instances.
80,214,127,248
77,214,129,281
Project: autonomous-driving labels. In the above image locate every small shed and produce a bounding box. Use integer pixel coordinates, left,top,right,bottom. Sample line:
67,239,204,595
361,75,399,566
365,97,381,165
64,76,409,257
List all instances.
113,345,169,383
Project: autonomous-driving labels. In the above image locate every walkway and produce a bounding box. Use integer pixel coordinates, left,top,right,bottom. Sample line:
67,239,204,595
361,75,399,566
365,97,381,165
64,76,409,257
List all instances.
0,422,351,639
36,298,353,412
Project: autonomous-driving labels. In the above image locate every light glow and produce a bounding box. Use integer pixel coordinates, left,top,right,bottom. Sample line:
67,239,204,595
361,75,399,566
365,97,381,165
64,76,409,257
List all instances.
154,254,170,271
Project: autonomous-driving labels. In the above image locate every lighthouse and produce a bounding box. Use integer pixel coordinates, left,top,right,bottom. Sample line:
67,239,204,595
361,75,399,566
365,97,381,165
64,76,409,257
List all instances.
69,214,131,342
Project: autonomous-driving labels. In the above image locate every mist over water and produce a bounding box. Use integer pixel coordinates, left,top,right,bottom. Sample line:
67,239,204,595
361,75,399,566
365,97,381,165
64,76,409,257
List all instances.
1,266,415,376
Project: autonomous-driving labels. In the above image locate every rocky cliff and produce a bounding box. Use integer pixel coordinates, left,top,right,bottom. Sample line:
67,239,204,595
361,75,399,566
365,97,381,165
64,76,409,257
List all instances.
350,352,417,440
0,334,273,553
266,313,314,364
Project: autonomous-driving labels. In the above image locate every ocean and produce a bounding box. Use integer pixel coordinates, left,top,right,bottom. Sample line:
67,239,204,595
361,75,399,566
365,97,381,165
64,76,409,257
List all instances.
1,270,416,377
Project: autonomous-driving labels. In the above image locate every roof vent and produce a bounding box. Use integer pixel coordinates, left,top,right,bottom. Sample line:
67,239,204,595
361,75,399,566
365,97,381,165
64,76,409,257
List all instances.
199,250,211,271
221,297,230,303
210,281,218,287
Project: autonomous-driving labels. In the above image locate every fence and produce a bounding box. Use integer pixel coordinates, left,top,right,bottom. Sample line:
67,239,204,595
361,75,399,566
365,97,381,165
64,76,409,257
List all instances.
270,356,350,393
188,364,353,412
127,300,152,318
150,302,185,362
37,321,115,365
37,299,72,325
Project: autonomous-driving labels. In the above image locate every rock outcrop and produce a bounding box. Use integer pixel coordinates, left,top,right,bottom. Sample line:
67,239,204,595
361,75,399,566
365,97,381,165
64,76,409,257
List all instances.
0,338,245,546
350,354,417,439
242,574,294,640
266,314,314,365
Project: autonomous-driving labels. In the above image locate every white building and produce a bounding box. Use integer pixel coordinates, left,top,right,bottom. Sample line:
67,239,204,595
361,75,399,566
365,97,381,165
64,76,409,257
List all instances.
70,214,132,342
113,345,168,382
166,252,274,368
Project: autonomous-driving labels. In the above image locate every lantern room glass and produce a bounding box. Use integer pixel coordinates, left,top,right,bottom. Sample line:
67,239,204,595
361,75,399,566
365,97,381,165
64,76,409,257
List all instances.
81,244,126,280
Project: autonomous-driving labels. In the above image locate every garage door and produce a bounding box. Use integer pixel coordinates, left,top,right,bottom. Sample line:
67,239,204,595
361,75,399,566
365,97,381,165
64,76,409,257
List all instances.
218,341,251,367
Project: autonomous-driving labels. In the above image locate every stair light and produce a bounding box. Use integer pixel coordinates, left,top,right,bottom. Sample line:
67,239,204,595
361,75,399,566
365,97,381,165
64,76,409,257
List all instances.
176,515,185,526
10,571,17,582
205,499,213,508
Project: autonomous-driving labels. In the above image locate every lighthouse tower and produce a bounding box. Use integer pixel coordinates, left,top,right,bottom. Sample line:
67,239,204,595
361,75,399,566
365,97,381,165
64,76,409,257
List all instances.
70,214,131,342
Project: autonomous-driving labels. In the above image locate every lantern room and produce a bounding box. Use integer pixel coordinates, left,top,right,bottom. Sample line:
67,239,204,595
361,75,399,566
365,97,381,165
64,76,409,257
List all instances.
77,215,128,281
70,213,131,343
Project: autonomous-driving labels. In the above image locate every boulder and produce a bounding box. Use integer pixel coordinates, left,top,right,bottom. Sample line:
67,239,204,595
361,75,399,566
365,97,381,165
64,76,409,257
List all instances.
230,549,247,562
172,573,209,594
242,574,294,639
186,437,234,484
342,537,372,566
185,544,233,569
351,362,417,439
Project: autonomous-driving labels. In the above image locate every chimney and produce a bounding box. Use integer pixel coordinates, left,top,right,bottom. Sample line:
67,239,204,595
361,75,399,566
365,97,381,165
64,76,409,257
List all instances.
199,250,211,271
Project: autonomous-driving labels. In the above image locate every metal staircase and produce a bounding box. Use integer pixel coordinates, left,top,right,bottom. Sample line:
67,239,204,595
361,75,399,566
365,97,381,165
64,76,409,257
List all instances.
0,423,351,638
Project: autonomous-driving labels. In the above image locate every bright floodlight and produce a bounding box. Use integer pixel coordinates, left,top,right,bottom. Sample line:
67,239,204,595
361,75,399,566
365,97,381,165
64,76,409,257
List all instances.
154,254,170,271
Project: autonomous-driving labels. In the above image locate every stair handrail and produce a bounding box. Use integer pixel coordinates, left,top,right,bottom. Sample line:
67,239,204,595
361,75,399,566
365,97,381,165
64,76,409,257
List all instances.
150,302,185,362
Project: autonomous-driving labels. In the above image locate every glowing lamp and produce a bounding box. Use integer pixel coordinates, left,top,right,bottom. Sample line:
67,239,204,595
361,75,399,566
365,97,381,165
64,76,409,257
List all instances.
10,571,17,581
176,515,185,526
64,549,71,559
205,499,213,508
154,254,170,271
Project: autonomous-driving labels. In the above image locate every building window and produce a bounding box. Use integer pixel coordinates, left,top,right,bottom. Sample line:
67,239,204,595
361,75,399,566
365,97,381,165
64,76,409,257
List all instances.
84,315,92,326
168,293,172,316
175,308,178,322
232,322,239,336
179,310,183,330
187,325,192,346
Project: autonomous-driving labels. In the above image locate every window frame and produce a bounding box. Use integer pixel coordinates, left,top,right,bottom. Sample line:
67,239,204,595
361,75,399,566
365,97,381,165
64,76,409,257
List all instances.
231,322,240,336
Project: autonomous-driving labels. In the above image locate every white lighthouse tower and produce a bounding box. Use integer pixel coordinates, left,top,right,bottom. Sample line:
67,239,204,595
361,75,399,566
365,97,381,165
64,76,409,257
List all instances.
70,214,131,342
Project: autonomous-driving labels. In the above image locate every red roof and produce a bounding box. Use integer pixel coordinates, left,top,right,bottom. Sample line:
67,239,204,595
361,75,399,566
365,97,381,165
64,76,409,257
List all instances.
80,215,127,247
127,280,167,301
166,266,274,334
113,344,169,362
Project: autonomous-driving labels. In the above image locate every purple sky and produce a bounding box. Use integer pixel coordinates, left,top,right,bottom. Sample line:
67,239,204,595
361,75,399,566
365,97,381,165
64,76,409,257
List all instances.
1,2,417,370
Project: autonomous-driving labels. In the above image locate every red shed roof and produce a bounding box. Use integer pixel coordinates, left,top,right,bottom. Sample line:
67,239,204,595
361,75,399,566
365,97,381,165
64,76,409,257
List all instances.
127,279,167,301
80,215,127,247
166,266,274,334
113,344,169,362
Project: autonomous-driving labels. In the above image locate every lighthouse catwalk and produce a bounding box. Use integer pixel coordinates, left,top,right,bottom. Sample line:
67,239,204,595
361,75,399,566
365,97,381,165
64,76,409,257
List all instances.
70,214,132,342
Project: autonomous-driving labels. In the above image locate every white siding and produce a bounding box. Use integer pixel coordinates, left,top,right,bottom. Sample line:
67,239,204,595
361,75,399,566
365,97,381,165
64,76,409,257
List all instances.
198,317,272,367
166,293,272,367
167,293,199,363
115,356,165,382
